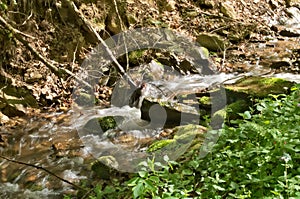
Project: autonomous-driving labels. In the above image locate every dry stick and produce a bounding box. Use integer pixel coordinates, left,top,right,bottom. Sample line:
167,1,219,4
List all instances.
0,15,92,89
0,154,87,191
64,0,137,88
112,0,130,70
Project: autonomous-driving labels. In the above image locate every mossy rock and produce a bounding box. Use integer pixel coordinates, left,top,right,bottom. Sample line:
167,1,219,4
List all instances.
147,139,175,152
141,98,199,127
196,33,227,51
173,124,206,143
0,86,38,107
128,50,146,65
83,116,122,135
212,99,250,122
75,92,95,106
147,124,206,153
91,156,119,179
225,76,295,98
198,95,211,108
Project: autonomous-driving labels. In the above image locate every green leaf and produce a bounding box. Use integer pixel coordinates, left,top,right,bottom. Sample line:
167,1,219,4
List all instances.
127,177,139,186
244,111,252,119
144,179,157,192
138,171,148,178
182,169,193,175
149,176,160,184
212,184,225,191
133,183,145,199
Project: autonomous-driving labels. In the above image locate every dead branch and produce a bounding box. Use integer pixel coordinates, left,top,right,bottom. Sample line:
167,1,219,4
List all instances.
0,154,87,191
0,15,92,89
63,0,137,88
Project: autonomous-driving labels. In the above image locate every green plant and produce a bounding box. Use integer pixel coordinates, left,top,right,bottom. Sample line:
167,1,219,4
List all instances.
127,155,196,199
124,84,300,198
81,84,300,198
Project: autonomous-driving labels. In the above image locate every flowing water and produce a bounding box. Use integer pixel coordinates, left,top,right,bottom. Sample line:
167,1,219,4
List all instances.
0,69,299,198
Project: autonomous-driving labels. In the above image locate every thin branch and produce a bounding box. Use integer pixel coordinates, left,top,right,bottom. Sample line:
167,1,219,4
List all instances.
0,154,87,191
113,0,130,70
0,15,92,89
63,0,137,88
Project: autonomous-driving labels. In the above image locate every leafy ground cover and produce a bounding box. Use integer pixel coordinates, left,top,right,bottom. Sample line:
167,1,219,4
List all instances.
75,84,300,199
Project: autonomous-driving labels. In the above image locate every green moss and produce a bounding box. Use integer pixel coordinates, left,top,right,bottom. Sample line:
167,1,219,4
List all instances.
174,124,205,144
147,139,175,152
199,96,211,106
225,77,294,98
212,100,250,121
147,125,206,153
75,92,94,106
98,116,118,132
128,50,146,65
83,116,119,134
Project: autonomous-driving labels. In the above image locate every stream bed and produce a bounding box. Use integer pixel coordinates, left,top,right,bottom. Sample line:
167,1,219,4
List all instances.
0,69,299,198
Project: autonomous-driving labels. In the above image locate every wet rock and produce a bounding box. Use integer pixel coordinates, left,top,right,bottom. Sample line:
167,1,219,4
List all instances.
279,28,300,37
82,116,121,135
74,92,94,106
196,33,227,51
91,156,118,179
270,60,292,69
224,76,295,98
147,124,206,153
285,0,300,7
141,98,200,128
273,7,300,37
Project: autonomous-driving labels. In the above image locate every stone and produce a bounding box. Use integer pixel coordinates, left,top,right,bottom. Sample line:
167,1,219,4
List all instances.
196,33,227,51
147,124,206,153
279,28,300,37
285,0,300,7
225,76,295,98
198,0,215,9
220,2,237,19
91,156,118,179
141,98,200,128
270,60,292,69
0,112,9,124
212,99,250,121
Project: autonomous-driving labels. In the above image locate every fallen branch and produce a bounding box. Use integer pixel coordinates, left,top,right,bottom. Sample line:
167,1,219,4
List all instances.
0,154,87,191
63,0,137,88
0,15,92,89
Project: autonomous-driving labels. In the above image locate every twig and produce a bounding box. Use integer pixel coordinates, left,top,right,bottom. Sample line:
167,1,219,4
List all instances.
63,0,137,88
72,41,79,71
112,0,130,70
0,154,87,191
0,15,92,89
